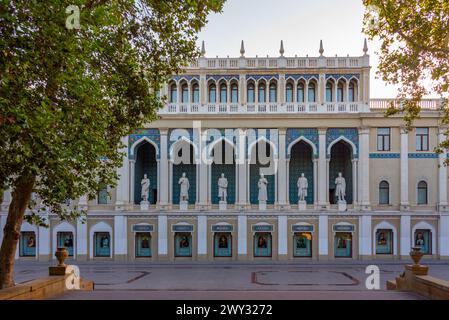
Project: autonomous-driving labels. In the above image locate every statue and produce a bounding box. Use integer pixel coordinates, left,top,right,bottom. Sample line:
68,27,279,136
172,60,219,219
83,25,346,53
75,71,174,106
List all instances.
258,173,268,202
335,172,346,202
140,174,150,202
297,173,308,202
178,172,190,202
218,173,228,202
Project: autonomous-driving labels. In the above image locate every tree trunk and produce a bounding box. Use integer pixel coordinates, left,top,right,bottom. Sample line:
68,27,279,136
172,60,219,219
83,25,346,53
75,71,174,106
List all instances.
0,175,35,289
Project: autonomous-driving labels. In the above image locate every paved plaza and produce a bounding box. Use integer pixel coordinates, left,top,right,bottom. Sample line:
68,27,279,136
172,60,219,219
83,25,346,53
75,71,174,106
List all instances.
12,260,449,299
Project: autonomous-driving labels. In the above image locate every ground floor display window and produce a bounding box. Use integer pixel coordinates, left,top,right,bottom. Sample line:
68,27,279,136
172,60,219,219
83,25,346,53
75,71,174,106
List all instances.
57,231,74,256
135,232,152,257
254,232,272,257
175,232,192,257
20,231,36,257
94,232,111,257
214,232,232,257
414,229,431,255
334,232,352,258
293,232,312,257
375,229,393,255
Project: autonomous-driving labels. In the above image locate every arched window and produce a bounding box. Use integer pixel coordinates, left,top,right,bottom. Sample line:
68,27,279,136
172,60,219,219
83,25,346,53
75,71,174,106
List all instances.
269,82,277,103
258,83,266,103
417,181,428,205
247,83,255,103
285,83,293,103
308,82,316,102
170,83,177,103
326,82,333,102
379,181,389,205
209,83,216,103
181,83,188,103
192,83,199,103
297,82,305,102
348,81,355,102
220,83,227,103
231,83,238,103
337,82,344,102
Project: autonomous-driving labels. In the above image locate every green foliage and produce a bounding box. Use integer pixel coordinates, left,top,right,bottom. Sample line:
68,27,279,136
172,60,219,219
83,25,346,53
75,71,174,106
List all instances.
0,0,224,223
363,0,449,136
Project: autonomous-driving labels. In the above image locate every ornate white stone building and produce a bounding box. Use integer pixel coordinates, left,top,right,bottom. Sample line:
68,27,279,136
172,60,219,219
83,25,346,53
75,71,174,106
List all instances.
2,40,449,262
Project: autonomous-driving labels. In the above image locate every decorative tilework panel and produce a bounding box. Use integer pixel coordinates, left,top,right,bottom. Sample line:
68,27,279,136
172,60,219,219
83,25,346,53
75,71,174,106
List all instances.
326,128,358,158
286,128,318,158
408,153,438,159
369,153,400,159
129,129,160,160
285,74,319,81
325,74,360,81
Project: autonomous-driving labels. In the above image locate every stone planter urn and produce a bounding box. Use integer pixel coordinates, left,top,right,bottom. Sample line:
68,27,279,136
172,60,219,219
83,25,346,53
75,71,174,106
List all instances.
410,246,424,266
55,247,68,267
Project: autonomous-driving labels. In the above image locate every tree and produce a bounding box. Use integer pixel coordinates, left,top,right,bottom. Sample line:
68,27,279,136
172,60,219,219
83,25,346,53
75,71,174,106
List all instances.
0,0,224,289
363,0,449,151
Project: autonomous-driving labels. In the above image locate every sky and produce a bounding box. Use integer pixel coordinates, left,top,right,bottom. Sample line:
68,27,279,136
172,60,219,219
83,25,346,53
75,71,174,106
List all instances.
197,0,399,98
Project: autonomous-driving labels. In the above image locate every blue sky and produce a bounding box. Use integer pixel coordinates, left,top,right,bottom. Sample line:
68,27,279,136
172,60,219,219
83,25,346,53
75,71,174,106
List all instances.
197,0,398,98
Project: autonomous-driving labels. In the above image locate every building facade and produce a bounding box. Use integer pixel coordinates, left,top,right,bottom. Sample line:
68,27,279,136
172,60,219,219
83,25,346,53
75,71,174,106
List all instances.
2,41,449,262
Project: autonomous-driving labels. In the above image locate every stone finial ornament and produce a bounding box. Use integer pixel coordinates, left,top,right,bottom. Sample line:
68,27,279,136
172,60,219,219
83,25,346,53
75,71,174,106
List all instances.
240,40,245,57
279,40,284,57
319,40,324,56
363,38,369,55
201,40,206,57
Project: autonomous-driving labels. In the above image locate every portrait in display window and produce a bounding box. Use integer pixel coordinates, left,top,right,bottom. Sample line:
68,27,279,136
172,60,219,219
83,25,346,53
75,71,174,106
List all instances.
337,236,347,249
218,235,228,248
257,235,267,248
415,232,425,247
27,236,36,248
296,237,306,249
141,236,150,249
100,235,110,248
179,235,190,248
377,232,387,246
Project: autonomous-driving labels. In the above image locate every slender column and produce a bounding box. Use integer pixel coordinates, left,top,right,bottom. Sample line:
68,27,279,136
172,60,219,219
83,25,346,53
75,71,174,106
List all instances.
318,215,328,260
293,80,297,103
200,74,206,105
158,129,170,209
358,127,370,210
158,215,168,259
198,215,207,259
352,159,358,206
317,128,328,209
236,129,248,209
240,74,246,104
318,74,325,105
400,127,410,210
114,215,127,261
439,215,449,258
277,129,288,208
278,216,287,259
115,137,129,210
227,83,231,105
38,213,50,261
438,128,448,211
345,81,349,103
196,128,208,209
237,215,247,259
76,217,88,261
358,215,372,259
400,215,411,259
266,82,269,104
304,82,309,105
129,160,136,206
1,188,11,212
313,159,318,205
